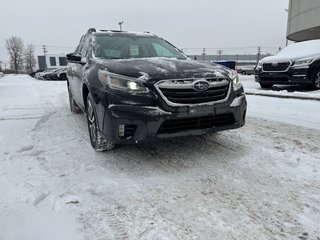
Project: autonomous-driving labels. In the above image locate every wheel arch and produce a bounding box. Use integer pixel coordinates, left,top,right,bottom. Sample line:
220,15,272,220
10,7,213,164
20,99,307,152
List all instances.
308,59,320,79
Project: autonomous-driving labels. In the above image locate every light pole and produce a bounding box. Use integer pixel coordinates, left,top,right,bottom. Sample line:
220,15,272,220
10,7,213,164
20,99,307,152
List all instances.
217,50,223,61
118,21,124,31
202,48,206,62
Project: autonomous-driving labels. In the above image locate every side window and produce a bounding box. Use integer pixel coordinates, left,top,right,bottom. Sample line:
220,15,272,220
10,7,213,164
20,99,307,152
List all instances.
152,43,175,58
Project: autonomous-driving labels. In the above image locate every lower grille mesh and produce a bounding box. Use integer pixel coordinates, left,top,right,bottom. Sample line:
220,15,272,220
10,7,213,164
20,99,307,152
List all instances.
158,114,235,134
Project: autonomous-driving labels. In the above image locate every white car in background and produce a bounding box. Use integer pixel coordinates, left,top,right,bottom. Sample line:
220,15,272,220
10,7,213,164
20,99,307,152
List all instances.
35,69,51,80
255,39,320,89
0,72,4,77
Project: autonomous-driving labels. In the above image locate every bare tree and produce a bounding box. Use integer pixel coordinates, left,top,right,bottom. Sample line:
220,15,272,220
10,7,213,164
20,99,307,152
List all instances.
6,36,24,73
24,44,36,74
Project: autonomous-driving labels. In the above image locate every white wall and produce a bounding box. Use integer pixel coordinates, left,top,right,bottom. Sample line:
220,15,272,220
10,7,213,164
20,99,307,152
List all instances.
45,54,67,69
287,0,320,41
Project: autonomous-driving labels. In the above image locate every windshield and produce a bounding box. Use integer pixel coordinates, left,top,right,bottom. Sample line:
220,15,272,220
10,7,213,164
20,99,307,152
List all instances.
93,34,186,60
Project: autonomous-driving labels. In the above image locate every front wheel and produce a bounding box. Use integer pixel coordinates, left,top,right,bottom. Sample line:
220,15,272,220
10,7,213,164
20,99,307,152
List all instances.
260,83,273,89
86,93,114,151
313,68,320,89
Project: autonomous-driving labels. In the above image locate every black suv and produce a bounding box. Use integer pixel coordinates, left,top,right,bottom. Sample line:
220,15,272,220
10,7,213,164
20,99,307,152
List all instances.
255,40,320,89
66,28,247,151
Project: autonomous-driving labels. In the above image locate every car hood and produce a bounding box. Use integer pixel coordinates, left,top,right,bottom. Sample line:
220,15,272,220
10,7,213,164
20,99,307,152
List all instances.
94,57,233,82
261,53,320,63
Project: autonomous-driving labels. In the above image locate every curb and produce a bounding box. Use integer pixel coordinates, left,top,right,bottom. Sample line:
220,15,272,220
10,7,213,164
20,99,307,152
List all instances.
245,91,320,101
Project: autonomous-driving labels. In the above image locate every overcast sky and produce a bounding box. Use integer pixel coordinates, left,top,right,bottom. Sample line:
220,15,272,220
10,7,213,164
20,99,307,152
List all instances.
0,0,289,64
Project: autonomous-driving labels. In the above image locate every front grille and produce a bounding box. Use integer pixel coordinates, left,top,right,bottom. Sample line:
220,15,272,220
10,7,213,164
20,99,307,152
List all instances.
157,78,230,104
263,62,290,72
261,76,289,82
158,114,235,134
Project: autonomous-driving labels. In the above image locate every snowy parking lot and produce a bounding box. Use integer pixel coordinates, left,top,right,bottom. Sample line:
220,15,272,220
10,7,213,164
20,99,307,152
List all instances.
0,75,319,240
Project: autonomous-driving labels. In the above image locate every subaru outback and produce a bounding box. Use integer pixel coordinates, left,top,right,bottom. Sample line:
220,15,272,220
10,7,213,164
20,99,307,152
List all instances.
66,28,247,151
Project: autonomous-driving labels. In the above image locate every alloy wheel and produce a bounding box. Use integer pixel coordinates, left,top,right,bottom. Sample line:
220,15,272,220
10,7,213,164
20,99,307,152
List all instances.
315,70,320,89
87,98,97,144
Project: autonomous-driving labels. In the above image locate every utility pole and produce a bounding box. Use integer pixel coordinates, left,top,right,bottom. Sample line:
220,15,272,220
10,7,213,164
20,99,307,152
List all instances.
42,45,47,70
118,21,124,31
257,46,261,64
202,48,206,61
217,50,223,61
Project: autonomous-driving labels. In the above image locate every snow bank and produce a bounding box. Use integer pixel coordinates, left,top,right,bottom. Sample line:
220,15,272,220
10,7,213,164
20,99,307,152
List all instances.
240,75,320,101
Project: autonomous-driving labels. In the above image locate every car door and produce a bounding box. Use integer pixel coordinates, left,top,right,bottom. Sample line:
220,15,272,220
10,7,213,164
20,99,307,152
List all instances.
70,36,91,108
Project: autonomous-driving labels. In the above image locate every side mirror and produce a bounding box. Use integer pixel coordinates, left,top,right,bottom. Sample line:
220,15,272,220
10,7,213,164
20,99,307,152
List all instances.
66,53,82,63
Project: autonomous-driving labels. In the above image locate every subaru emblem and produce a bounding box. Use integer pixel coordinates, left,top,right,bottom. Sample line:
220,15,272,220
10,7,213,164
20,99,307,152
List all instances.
193,80,210,91
272,62,278,67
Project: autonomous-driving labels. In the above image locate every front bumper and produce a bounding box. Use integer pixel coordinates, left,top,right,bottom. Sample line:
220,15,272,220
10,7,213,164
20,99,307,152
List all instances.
255,67,313,85
97,93,247,144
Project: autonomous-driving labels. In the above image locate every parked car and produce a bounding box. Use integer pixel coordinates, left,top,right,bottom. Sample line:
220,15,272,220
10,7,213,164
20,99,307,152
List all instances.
237,65,255,75
43,70,55,80
51,68,67,80
255,39,320,89
35,69,52,80
66,28,247,151
30,69,44,78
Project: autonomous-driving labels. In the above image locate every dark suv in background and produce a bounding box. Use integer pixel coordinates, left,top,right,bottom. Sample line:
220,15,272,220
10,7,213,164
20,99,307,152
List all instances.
255,40,320,89
66,28,247,151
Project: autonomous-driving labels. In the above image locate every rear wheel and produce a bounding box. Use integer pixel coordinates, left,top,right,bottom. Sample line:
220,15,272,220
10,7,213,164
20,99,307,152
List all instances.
67,82,82,113
241,71,246,75
86,93,114,151
260,83,273,89
313,68,320,89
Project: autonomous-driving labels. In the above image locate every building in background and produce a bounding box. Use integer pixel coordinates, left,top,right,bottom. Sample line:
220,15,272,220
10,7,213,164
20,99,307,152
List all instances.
287,0,320,41
37,54,67,70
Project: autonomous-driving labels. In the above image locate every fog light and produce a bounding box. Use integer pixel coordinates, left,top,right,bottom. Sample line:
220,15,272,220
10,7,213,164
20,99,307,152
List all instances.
118,124,125,137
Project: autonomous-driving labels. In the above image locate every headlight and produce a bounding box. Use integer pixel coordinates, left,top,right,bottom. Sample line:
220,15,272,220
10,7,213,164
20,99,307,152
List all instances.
293,58,314,67
98,70,149,93
256,61,262,69
229,70,242,91
230,71,240,86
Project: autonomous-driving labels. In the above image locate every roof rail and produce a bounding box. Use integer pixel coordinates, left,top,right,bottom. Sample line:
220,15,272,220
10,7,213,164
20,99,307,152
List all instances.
100,29,124,33
87,28,96,34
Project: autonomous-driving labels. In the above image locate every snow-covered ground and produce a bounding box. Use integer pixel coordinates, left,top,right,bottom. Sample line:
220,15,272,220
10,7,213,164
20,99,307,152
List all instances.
0,75,319,240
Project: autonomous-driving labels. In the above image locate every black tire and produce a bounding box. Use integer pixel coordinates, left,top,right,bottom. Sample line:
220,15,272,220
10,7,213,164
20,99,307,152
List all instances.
313,68,320,89
86,93,114,151
260,83,273,89
67,82,82,114
241,71,246,75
